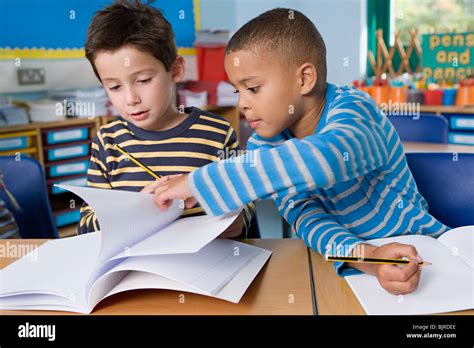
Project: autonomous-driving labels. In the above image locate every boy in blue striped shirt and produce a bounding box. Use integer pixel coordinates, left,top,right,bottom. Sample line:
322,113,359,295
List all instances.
153,8,450,295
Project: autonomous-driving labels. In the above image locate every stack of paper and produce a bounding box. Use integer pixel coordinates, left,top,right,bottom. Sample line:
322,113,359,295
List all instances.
0,103,29,126
217,81,238,106
48,87,109,118
195,30,230,45
27,99,66,123
177,89,208,108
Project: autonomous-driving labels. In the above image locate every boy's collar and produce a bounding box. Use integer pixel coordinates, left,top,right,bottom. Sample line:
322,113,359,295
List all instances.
282,82,336,139
122,106,201,140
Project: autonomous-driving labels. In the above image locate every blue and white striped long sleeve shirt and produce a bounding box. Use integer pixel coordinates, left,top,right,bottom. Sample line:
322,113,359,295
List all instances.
189,83,449,276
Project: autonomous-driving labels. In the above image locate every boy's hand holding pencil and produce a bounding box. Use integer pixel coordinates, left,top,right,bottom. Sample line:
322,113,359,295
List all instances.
337,242,423,295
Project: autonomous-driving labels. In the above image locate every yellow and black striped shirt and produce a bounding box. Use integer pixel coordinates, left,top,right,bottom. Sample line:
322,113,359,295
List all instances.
78,107,254,235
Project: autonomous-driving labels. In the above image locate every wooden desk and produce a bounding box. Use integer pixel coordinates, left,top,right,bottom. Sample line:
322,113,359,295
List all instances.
0,239,315,315
310,251,474,315
403,141,474,154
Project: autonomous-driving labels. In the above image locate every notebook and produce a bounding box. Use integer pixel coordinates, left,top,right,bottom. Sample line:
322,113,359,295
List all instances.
0,185,272,314
345,226,474,315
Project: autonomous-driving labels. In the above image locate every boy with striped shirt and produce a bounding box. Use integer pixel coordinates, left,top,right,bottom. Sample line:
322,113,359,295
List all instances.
79,0,253,236
153,8,450,295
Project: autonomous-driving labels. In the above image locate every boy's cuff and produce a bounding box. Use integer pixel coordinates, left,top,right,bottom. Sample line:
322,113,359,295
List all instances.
331,240,366,277
333,261,364,277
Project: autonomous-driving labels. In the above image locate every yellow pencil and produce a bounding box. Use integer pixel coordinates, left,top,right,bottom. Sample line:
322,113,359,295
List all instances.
325,255,432,266
112,143,161,180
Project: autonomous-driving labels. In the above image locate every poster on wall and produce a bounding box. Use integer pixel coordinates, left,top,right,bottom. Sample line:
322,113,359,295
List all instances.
0,0,199,60
422,32,474,81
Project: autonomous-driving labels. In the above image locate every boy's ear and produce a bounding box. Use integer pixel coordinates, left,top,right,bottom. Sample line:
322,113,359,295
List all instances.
298,62,318,95
171,56,185,83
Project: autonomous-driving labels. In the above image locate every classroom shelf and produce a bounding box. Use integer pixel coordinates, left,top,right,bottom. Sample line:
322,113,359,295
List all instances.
57,224,78,238
382,104,474,147
0,109,241,232
419,105,474,115
0,147,37,156
421,106,474,146
0,117,103,165
0,129,38,160
0,117,104,230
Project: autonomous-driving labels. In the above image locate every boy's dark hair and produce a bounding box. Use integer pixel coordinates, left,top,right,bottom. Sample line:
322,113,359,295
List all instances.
85,0,177,81
226,8,327,94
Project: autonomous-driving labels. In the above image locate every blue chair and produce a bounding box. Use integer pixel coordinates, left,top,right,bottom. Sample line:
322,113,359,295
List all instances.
387,113,449,143
406,152,474,228
0,155,58,238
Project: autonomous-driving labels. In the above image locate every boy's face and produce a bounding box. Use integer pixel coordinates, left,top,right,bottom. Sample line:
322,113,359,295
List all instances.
224,49,303,138
94,45,184,131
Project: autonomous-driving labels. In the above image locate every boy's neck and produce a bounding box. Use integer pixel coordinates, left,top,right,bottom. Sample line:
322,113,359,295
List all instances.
147,104,187,132
289,93,326,139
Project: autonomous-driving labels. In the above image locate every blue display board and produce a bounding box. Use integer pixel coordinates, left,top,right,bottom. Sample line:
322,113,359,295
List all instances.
0,0,198,58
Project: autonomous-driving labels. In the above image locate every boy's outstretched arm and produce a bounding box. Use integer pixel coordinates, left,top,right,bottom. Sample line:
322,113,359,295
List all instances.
155,101,389,215
275,190,422,295
151,175,243,238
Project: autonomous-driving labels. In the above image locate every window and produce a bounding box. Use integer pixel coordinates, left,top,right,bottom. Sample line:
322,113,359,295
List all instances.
394,0,474,44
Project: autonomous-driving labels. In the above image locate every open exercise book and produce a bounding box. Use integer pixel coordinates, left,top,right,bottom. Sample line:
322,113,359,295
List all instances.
345,226,474,315
0,185,271,314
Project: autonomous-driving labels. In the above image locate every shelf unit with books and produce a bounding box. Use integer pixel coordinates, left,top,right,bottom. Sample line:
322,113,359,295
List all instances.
0,117,103,234
420,106,474,146
383,105,474,147
0,106,241,236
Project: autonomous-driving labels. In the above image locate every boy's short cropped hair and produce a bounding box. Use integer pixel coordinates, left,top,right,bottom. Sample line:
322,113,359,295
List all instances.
85,0,177,80
225,7,327,94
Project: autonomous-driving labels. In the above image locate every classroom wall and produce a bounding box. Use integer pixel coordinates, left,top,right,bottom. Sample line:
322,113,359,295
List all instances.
0,0,367,95
200,0,238,30
200,0,368,86
0,0,199,94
